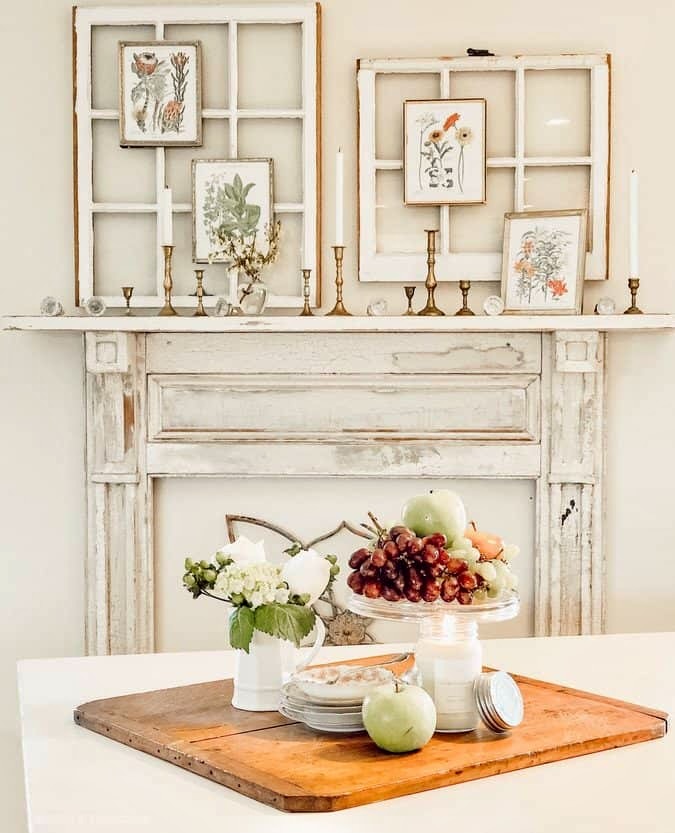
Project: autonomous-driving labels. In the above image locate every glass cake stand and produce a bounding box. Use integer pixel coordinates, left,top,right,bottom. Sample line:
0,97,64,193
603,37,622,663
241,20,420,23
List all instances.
347,591,520,732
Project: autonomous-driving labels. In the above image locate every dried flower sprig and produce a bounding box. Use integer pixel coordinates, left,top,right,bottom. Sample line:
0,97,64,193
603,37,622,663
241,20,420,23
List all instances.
209,220,282,282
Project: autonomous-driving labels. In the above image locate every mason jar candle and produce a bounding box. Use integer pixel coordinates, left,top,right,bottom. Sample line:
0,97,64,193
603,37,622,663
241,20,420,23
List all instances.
415,615,482,732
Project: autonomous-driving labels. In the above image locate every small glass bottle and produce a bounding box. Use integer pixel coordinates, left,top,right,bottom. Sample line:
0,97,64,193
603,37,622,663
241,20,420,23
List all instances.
415,615,482,732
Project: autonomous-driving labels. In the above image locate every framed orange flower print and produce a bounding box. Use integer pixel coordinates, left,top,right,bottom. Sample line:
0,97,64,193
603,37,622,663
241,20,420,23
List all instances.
403,98,486,205
119,41,202,147
501,209,587,314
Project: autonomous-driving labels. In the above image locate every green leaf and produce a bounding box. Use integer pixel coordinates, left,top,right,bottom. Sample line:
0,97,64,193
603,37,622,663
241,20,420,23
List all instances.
254,603,316,648
229,606,255,653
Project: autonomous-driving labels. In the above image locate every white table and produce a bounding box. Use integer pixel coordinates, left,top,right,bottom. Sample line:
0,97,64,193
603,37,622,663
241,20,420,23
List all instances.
18,634,674,832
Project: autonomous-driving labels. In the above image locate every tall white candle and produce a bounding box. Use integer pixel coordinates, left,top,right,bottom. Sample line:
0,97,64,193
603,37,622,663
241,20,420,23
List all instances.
335,148,344,246
159,187,173,246
629,169,639,278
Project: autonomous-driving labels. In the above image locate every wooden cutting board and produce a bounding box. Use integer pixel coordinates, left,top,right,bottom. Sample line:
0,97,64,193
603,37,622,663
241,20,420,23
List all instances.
74,654,667,813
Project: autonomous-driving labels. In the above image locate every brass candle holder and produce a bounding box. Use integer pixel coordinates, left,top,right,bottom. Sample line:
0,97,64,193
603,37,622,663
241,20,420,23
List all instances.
325,246,352,316
299,268,313,316
121,286,134,316
404,286,417,315
158,245,178,316
193,269,208,317
623,277,643,314
418,229,445,316
455,279,475,316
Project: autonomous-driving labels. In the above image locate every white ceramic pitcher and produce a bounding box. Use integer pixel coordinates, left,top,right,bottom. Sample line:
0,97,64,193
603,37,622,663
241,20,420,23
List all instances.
232,618,326,711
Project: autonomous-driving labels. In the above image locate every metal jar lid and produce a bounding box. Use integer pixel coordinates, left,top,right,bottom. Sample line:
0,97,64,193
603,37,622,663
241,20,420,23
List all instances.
474,671,524,733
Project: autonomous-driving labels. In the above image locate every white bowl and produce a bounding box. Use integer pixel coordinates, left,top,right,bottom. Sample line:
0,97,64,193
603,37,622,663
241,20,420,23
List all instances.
292,665,395,703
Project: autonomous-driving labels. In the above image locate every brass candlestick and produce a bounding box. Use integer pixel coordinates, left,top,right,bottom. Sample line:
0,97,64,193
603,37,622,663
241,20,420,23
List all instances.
404,286,417,315
455,279,475,316
325,246,352,316
300,269,313,316
193,269,208,317
158,245,178,316
623,277,643,314
121,286,134,315
418,229,444,316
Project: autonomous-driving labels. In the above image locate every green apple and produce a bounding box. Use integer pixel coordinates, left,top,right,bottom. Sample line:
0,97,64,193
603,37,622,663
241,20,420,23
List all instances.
362,682,437,753
401,489,467,544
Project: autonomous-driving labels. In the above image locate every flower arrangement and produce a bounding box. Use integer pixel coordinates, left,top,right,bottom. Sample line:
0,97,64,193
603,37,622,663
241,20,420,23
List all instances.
182,536,339,653
210,219,282,285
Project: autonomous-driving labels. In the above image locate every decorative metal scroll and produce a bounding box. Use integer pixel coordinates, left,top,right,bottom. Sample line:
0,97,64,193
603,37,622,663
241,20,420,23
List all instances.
225,514,376,646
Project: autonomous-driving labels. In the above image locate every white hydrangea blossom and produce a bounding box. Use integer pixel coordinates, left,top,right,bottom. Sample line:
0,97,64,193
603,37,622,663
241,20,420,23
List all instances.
214,561,289,609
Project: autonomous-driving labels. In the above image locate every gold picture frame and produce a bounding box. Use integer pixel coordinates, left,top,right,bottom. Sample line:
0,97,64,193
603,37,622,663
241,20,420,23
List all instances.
403,97,487,206
119,40,203,148
191,158,275,264
500,209,587,315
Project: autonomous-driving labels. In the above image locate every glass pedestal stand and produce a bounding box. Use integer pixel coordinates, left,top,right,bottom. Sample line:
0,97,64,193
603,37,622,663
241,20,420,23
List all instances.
348,592,519,732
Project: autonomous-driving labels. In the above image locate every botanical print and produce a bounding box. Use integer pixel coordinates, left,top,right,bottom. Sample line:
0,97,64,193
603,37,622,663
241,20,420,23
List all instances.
120,42,201,146
501,211,587,314
192,159,273,263
404,99,486,205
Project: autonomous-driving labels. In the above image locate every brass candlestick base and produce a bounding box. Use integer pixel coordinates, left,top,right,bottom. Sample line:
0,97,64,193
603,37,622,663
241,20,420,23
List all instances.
404,286,417,315
193,269,208,316
623,277,643,314
326,246,352,316
455,279,475,316
418,229,445,316
121,286,134,316
300,268,314,316
158,245,178,316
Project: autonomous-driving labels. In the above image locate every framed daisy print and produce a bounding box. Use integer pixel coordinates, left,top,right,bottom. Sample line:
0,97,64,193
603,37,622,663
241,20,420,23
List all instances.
501,209,587,315
403,98,486,205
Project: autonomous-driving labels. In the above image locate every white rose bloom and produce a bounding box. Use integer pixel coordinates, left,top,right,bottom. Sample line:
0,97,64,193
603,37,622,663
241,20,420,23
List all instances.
275,587,290,604
282,548,331,605
217,535,266,565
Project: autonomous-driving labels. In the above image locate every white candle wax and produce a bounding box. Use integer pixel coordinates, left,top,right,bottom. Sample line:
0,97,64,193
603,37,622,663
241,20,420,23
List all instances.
335,148,344,246
159,187,173,246
629,169,639,278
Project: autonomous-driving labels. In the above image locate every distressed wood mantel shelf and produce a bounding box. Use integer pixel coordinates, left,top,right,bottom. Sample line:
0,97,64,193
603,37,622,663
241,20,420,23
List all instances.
4,311,673,656
2,313,674,333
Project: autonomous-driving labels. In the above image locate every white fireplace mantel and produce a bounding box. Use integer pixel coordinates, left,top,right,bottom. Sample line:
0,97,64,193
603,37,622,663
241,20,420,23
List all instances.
3,313,674,655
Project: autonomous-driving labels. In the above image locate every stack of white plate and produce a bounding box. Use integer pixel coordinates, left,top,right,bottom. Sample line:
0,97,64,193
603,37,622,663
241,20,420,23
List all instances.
279,664,396,734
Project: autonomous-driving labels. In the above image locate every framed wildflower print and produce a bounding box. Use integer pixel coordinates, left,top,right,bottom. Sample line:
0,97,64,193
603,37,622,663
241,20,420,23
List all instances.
192,158,274,263
119,41,202,147
501,209,587,315
403,98,486,205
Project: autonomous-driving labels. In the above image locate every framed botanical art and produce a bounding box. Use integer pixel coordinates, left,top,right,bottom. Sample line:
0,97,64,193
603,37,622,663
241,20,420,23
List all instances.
192,158,274,263
119,41,202,147
404,98,486,205
501,209,587,314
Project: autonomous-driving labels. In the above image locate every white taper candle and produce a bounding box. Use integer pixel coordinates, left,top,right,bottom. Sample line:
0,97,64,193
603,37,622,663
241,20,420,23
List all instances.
159,187,173,246
335,148,344,246
629,169,639,278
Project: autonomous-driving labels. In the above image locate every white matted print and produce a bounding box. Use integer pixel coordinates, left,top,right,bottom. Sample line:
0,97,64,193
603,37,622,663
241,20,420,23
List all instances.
501,210,587,314
192,159,273,263
404,98,486,205
119,41,202,147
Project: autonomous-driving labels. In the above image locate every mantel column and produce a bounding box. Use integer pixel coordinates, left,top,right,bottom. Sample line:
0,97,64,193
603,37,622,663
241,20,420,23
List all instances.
85,332,152,655
536,331,606,636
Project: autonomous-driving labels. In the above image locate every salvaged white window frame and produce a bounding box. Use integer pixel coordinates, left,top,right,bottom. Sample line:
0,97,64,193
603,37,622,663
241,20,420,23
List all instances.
357,55,610,283
73,3,320,310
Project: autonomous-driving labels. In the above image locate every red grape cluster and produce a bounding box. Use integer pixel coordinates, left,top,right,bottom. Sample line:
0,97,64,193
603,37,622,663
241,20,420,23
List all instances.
347,525,484,605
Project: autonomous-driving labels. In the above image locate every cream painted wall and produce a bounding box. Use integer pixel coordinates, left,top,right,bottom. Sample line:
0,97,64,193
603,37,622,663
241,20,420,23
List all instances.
2,0,675,829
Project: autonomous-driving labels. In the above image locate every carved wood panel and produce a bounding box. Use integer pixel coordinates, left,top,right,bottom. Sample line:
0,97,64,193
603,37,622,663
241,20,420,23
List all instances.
84,329,605,654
